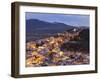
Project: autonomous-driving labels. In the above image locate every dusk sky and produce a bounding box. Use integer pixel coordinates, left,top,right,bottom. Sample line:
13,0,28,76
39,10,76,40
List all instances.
26,12,89,27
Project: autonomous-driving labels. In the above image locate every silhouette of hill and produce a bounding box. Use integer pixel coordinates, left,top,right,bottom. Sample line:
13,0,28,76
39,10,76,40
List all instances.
26,19,75,41
60,28,89,52
26,19,89,41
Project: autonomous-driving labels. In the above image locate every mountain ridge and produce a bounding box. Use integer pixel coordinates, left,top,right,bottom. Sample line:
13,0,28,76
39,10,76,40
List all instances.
26,19,88,41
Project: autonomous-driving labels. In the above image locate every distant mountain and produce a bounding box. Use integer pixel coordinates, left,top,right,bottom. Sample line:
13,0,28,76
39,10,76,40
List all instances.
26,19,75,41
26,19,75,33
26,19,89,41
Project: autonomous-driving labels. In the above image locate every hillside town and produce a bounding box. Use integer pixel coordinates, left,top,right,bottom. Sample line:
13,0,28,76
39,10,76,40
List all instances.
26,28,89,67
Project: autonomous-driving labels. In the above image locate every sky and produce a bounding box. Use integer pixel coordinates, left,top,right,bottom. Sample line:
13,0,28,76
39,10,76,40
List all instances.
26,12,90,27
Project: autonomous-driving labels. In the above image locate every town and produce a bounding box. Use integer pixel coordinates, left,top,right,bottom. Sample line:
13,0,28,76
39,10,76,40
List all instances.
26,28,89,67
